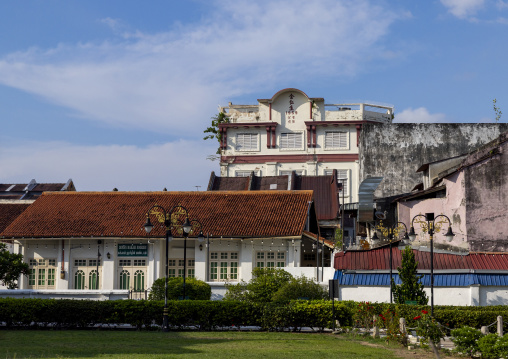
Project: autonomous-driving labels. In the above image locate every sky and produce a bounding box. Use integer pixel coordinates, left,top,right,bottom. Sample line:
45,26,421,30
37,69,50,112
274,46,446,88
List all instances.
0,0,507,191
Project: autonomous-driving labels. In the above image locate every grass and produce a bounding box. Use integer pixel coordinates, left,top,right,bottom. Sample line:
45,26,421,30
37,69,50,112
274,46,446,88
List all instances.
0,330,404,359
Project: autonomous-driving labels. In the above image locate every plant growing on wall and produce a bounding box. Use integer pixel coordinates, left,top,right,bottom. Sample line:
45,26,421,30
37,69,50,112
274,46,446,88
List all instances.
0,243,30,289
391,246,428,305
493,98,502,123
203,112,229,159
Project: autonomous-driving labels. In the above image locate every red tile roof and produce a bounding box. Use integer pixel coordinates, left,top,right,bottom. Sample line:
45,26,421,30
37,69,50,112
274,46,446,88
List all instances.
0,203,31,233
1,191,314,239
334,245,508,271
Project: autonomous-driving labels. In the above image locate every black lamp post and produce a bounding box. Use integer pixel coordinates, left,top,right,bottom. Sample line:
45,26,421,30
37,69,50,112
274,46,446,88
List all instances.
372,221,409,303
143,204,203,332
407,213,455,316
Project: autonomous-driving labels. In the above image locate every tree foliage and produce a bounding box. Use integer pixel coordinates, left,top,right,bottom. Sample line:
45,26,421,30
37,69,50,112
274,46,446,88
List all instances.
148,277,211,300
391,246,428,305
0,242,30,289
203,112,229,155
493,98,502,123
225,268,326,303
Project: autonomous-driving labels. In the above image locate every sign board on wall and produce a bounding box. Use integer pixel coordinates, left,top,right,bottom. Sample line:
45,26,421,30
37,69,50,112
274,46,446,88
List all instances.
117,244,148,257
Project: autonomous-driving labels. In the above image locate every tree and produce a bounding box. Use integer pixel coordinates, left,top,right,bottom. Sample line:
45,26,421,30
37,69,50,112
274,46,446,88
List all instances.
391,246,428,305
224,268,293,302
493,98,502,123
0,242,30,289
203,112,229,157
271,276,328,303
148,277,211,300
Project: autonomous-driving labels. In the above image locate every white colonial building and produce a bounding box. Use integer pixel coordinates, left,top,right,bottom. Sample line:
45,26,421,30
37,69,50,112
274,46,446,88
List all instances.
218,88,393,204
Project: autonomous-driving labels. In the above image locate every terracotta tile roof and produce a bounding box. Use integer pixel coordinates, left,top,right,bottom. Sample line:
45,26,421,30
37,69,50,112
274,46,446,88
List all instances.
0,203,31,233
334,246,508,271
1,191,314,239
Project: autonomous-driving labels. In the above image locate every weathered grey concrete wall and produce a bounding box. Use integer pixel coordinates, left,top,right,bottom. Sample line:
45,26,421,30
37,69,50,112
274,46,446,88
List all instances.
464,132,508,252
359,123,508,198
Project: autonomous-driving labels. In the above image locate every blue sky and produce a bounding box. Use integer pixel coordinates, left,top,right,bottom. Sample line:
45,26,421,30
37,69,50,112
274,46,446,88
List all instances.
0,0,507,191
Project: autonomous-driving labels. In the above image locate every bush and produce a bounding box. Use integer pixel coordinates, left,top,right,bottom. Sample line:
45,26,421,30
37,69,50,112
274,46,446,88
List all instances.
224,268,293,302
272,276,328,303
494,334,508,359
148,277,211,300
450,326,482,357
478,333,499,359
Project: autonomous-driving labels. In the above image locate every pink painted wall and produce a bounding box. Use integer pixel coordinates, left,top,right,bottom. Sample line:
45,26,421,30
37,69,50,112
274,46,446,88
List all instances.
398,171,468,251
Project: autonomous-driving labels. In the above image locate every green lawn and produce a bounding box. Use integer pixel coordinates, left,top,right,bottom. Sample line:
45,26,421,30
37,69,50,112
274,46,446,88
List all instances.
0,330,402,359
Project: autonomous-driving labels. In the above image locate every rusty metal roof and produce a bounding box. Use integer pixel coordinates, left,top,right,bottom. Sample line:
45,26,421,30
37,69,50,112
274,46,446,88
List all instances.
334,246,508,271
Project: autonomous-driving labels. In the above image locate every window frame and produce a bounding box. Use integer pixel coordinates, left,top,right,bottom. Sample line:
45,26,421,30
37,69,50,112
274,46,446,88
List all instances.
324,169,349,196
209,251,239,282
255,251,286,269
324,131,349,150
279,132,304,151
235,133,260,152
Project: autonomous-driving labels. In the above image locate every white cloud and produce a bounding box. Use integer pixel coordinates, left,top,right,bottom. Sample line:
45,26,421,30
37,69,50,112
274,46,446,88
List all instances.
440,0,485,19
393,107,449,123
0,140,218,191
0,0,403,137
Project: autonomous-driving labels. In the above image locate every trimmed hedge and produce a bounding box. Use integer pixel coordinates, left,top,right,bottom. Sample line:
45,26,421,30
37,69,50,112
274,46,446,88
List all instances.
0,298,351,331
1,298,507,331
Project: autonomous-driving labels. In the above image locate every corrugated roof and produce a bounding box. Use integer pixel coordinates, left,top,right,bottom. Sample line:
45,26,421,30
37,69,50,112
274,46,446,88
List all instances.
334,271,508,287
1,191,314,239
335,246,508,271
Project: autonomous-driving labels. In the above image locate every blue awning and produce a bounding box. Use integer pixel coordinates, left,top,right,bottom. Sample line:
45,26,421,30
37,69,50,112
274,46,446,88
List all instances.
333,271,508,287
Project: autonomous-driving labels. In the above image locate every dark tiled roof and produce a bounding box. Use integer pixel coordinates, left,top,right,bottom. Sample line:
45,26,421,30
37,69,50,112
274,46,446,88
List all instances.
1,191,314,239
210,176,249,191
293,174,339,221
251,176,289,190
208,171,340,221
334,246,508,271
0,203,31,233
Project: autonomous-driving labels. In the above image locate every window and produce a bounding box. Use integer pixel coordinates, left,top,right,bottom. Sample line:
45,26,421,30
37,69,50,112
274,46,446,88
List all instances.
209,252,238,281
256,251,285,268
74,258,101,290
324,131,348,149
280,132,303,150
28,258,57,289
168,258,195,278
235,171,256,177
118,258,147,291
236,133,259,151
324,169,349,196
279,170,304,176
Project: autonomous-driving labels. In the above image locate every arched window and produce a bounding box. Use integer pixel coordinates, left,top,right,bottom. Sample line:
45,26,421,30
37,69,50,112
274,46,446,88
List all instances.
120,270,130,290
74,270,85,289
89,269,98,290
133,270,145,292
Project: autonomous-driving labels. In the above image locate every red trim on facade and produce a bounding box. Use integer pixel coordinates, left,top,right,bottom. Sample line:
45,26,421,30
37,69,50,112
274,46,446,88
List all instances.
303,120,376,127
271,126,276,148
221,154,358,164
312,125,317,148
269,103,272,122
265,126,271,148
219,122,277,129
356,125,362,148
306,125,311,148
309,101,312,119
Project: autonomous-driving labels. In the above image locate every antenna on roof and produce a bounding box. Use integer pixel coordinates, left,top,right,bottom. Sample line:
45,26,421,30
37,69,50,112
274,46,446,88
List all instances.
195,186,201,191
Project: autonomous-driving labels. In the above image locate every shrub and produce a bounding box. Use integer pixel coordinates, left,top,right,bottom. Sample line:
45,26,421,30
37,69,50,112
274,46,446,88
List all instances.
272,276,327,303
478,333,499,359
450,326,482,357
224,268,293,302
494,333,508,359
148,277,211,300
353,301,376,331
414,310,445,347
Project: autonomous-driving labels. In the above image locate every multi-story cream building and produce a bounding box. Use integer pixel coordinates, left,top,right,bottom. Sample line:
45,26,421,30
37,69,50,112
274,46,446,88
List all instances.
218,88,393,203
